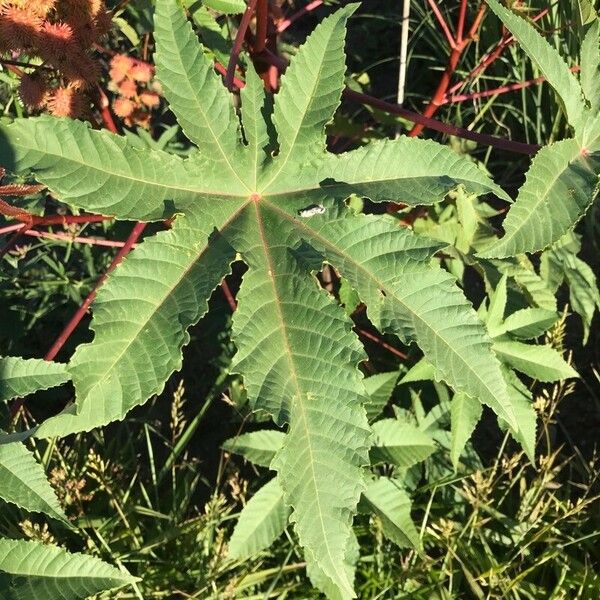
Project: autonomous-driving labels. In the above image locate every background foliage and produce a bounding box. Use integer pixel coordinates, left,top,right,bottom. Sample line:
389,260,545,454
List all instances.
0,0,599,598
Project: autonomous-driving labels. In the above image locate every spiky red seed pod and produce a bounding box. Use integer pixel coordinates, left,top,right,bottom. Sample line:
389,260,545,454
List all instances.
113,97,135,118
0,5,43,51
19,73,49,109
118,79,137,99
109,54,135,84
0,0,55,18
92,8,112,39
38,20,75,60
130,61,153,83
64,53,101,88
47,84,87,118
132,109,151,129
139,91,160,108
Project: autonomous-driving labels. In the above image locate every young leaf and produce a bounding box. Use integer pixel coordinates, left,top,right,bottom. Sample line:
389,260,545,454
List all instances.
500,308,558,339
361,477,420,550
0,539,137,599
363,371,399,422
486,275,508,333
485,0,586,130
370,419,436,467
478,139,600,258
222,430,285,468
450,393,482,470
0,441,67,523
228,477,290,559
499,368,537,463
580,20,600,116
202,0,246,14
493,340,578,382
0,357,69,403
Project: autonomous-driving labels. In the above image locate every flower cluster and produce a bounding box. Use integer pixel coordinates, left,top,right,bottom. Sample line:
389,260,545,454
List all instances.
0,0,112,118
109,53,161,129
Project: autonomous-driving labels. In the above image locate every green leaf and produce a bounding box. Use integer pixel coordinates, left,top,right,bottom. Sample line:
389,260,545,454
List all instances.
400,358,435,384
0,3,527,595
299,211,517,428
33,212,239,438
306,531,359,600
222,430,285,467
485,0,586,130
450,393,482,470
0,539,137,599
240,64,275,188
265,5,357,185
500,368,537,464
479,139,600,258
228,477,290,558
202,0,246,14
370,419,435,467
266,137,511,204
363,371,399,422
230,212,370,597
486,274,507,333
493,340,578,382
500,308,558,339
0,441,67,522
361,477,420,549
154,0,246,183
580,20,600,115
0,117,240,221
0,357,69,403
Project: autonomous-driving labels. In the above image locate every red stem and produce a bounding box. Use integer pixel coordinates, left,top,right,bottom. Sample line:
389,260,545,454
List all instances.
446,8,549,98
225,0,259,90
456,0,469,44
427,0,456,49
255,0,269,53
345,88,538,154
22,229,131,248
95,84,119,134
409,3,486,137
277,0,324,33
221,280,238,311
44,222,146,362
356,328,408,360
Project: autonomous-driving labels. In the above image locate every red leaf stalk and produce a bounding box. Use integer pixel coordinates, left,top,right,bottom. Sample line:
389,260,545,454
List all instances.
44,221,146,362
225,0,260,90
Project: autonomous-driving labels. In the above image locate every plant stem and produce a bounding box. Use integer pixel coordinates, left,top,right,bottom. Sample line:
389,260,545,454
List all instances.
22,229,131,248
225,0,259,90
277,0,323,33
255,0,269,53
44,221,146,362
409,3,486,137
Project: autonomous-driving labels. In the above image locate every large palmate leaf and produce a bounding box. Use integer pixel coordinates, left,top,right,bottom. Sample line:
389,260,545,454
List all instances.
0,1,517,596
0,539,137,599
480,2,600,257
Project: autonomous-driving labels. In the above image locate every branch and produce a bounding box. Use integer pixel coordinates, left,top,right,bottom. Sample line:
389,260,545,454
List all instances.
44,222,146,362
225,0,259,90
